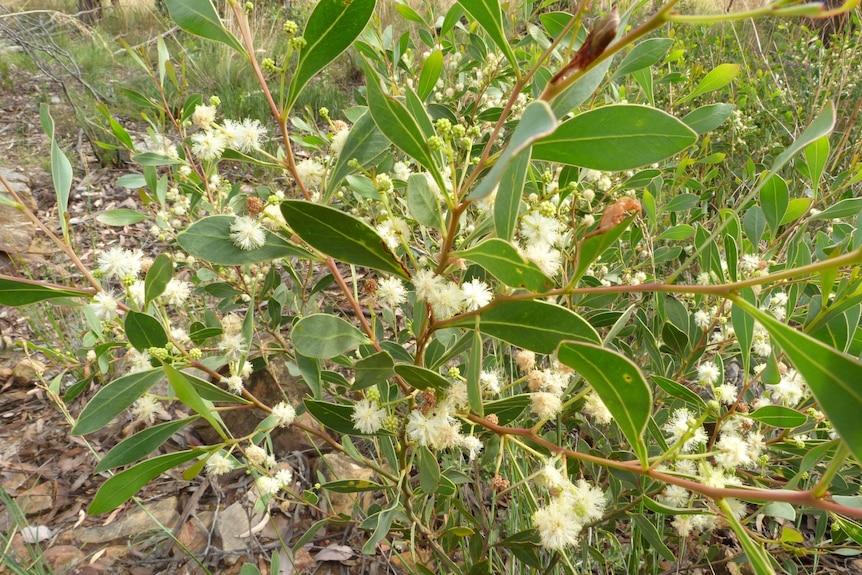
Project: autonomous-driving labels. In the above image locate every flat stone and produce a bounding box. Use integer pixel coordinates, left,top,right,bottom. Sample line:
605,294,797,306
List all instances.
43,545,85,572
12,357,47,383
17,482,54,516
76,496,179,544
0,168,36,254
214,500,266,552
175,515,209,555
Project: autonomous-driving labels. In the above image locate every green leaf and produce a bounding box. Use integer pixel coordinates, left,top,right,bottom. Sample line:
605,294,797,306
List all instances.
125,311,169,353
611,38,674,80
457,239,552,292
652,375,707,409
353,351,395,391
467,330,483,416
40,105,72,242
361,499,399,554
631,513,675,562
240,564,262,575
363,61,442,185
718,498,777,575
0,278,91,306
320,479,391,493
450,300,600,354
732,296,862,465
163,364,225,437
177,215,311,266
494,145,530,241
394,364,451,391
682,103,735,135
772,101,835,173
748,406,807,428
292,314,370,359
468,101,557,199
164,0,246,55
557,342,651,467
575,215,636,282
484,394,531,425
281,200,409,278
417,445,441,493
73,369,164,435
809,198,862,221
732,289,756,375
327,112,391,195
286,0,375,109
407,173,443,230
183,371,251,404
95,416,198,473
89,450,200,514
132,152,185,166
677,63,740,104
144,253,173,306
96,209,149,226
455,0,518,74
761,175,788,239
533,105,697,171
417,49,443,100
550,58,614,118
656,224,694,241
805,136,830,191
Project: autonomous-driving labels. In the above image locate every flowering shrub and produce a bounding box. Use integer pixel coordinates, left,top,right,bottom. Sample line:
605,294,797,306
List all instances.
3,0,862,572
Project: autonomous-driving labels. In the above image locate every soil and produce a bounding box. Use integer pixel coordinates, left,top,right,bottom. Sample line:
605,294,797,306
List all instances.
0,61,387,575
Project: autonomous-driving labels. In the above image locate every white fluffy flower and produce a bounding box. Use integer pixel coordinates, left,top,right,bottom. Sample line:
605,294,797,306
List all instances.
459,435,484,461
97,247,143,280
461,278,492,311
225,375,244,394
162,279,191,307
205,453,234,476
696,362,720,386
583,391,613,424
223,118,266,152
351,399,386,434
694,310,711,329
480,371,501,395
131,395,160,424
90,291,119,320
191,129,226,160
271,402,296,427
531,392,563,420
295,158,326,189
375,217,410,250
770,369,807,405
664,407,708,453
377,276,407,308
331,128,350,155
230,215,267,250
532,497,582,550
520,211,563,247
412,270,446,301
192,104,217,128
427,282,465,319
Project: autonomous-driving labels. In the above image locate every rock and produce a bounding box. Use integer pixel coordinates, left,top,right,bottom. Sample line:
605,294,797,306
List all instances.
317,453,374,517
76,496,179,544
17,482,54,515
175,515,209,555
12,357,47,383
43,545,85,572
214,500,267,553
0,168,36,255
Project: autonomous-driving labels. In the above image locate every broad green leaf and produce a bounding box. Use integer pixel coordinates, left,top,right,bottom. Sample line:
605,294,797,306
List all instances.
183,371,251,404
40,105,72,242
761,501,797,521
96,209,148,226
468,101,557,199
281,200,409,278
95,416,198,472
747,406,807,428
732,296,862,465
761,175,788,238
743,206,766,244
804,135,830,192
131,152,185,166
89,450,200,514
353,351,395,391
450,300,600,354
677,63,740,104
809,198,862,221
417,445,441,493
407,173,443,230
781,198,812,224
551,58,614,118
417,50,443,100
240,564,262,575
631,513,675,562
682,103,735,135
164,0,246,55
731,290,756,375
361,499,399,554
177,215,311,266
292,314,370,359
164,364,225,437
718,498,777,575
611,38,674,80
456,239,552,292
286,0,375,109
533,105,697,171
772,101,835,173
125,311,169,353
494,145,529,241
320,479,390,493
363,61,442,186
455,0,518,74
0,278,91,306
327,112,391,195
484,394,531,425
557,342,651,467
144,253,173,306
652,375,707,409
656,224,694,241
73,369,164,435
393,364,451,391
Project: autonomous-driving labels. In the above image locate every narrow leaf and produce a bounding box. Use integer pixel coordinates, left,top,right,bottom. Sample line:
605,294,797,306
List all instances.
682,103,735,135
748,406,807,428
40,105,72,242
772,101,835,173
494,145,530,240
533,105,697,171
327,112,391,195
394,364,451,391
163,364,225,437
287,0,376,109
761,175,788,238
0,278,91,306
281,200,409,278
89,450,200,514
718,498,777,575
353,351,395,391
417,445,441,493
557,342,652,467
611,38,674,80
73,369,164,435
97,209,149,226
805,136,830,192
455,0,518,73
292,314,370,359
456,239,552,292
144,253,173,306
95,417,198,472
417,50,444,100
677,63,740,104
407,173,443,230
165,0,246,55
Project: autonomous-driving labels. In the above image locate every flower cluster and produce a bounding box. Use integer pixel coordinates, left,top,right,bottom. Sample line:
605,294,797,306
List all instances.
532,474,607,550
